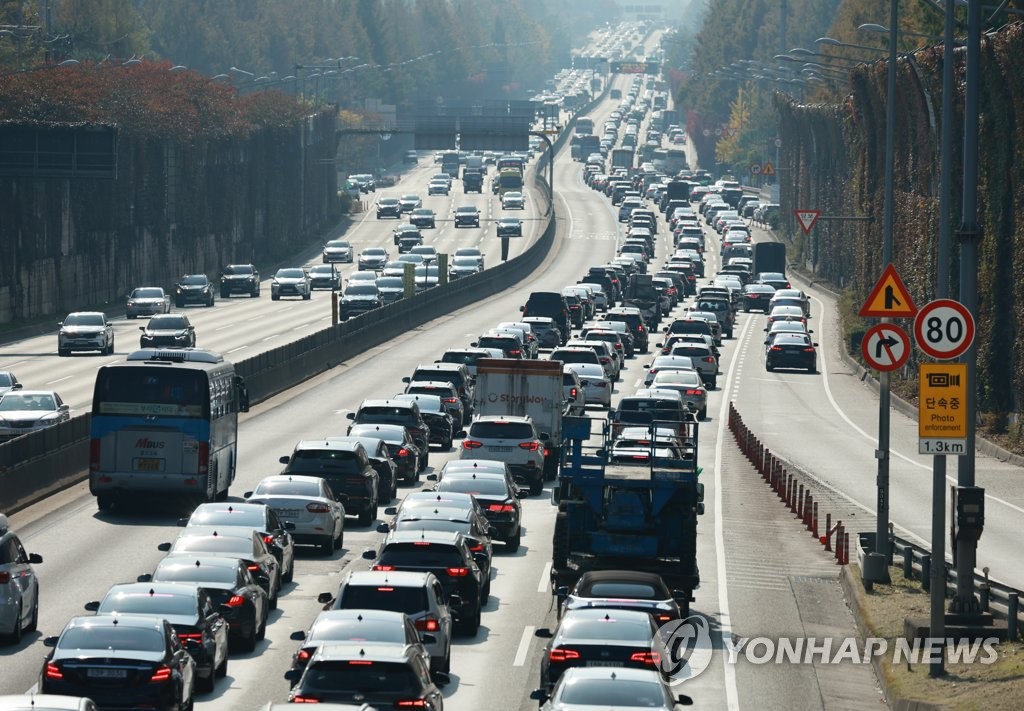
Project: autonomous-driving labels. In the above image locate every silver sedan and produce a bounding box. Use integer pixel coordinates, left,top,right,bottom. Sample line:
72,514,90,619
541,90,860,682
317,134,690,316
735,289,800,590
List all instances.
649,369,708,420
565,363,612,409
244,475,345,555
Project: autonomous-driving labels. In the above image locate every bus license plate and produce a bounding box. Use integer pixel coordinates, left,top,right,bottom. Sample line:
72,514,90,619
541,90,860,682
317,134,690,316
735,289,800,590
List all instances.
134,457,165,472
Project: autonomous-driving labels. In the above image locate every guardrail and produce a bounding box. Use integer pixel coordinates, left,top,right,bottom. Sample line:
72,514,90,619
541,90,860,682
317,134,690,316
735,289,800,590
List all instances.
0,83,604,514
728,401,1023,640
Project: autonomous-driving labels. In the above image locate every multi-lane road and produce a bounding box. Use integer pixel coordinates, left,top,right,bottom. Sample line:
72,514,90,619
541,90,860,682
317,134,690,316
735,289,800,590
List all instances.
2,53,1022,711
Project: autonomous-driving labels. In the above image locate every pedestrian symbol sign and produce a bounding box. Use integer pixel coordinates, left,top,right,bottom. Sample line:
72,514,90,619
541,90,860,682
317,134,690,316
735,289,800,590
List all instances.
859,264,917,318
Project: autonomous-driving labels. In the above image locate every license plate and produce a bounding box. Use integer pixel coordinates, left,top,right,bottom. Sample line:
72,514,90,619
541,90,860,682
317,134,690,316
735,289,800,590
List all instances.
133,457,164,472
586,661,620,667
276,509,301,518
87,668,127,678
487,446,513,452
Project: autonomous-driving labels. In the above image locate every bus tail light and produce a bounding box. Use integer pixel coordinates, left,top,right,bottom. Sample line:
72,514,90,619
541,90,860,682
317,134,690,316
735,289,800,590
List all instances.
198,442,209,475
89,438,101,472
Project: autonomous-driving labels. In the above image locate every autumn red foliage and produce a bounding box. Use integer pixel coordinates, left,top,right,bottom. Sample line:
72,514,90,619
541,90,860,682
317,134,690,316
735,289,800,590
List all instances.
0,59,305,141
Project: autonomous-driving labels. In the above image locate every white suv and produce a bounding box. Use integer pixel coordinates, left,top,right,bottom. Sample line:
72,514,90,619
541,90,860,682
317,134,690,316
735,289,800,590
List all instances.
461,415,547,495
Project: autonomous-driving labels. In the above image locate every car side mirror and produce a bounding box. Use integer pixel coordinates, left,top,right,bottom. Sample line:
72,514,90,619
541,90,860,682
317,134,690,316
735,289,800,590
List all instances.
243,491,253,499
426,473,437,480
284,669,302,682
519,305,525,312
555,586,569,597
530,689,550,702
812,342,819,347
345,412,355,420
432,671,451,686
28,553,42,564
361,549,377,560
157,542,171,552
677,694,694,706
137,574,153,583
402,376,411,383
43,636,59,647
316,592,335,605
376,522,390,533
289,630,307,641
84,601,101,612
455,430,467,438
384,506,398,516
696,502,706,516
470,342,479,348
11,383,21,390
516,489,529,499
534,628,553,639
139,326,145,332
278,456,290,465
176,517,188,527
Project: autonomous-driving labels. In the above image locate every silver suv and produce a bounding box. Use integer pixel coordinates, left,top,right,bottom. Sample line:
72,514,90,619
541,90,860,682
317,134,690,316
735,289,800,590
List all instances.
0,514,43,643
461,415,547,495
318,569,453,674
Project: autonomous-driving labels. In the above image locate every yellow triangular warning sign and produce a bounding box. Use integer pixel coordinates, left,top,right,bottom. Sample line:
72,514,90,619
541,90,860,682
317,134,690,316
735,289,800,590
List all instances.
859,264,917,318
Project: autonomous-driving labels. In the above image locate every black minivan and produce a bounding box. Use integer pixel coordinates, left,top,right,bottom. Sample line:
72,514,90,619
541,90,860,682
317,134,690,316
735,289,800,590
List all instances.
521,292,570,343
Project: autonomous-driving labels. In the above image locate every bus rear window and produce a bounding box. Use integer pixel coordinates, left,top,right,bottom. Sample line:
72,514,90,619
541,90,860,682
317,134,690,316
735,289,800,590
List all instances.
93,368,208,418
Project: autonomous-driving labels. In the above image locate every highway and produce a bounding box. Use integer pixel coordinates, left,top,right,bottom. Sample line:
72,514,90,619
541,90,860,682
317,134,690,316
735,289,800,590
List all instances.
0,150,547,414
3,29,1022,711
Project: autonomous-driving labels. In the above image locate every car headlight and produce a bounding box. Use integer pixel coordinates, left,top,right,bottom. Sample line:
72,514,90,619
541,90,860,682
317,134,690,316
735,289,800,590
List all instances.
127,300,136,306
174,333,188,340
37,412,61,423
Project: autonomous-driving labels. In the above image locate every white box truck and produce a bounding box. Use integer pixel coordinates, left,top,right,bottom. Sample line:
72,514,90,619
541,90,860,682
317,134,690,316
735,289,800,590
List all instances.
472,358,566,481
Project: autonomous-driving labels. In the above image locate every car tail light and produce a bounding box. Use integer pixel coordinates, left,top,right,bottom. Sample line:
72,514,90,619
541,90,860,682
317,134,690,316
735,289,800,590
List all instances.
44,662,63,680
290,695,320,703
469,543,483,552
442,397,459,403
685,389,703,396
224,595,246,608
657,614,673,622
636,324,645,332
297,648,313,661
570,387,578,398
488,504,515,512
548,647,581,662
395,701,427,708
447,567,470,577
373,565,396,571
198,442,209,476
178,632,203,644
349,660,374,665
262,534,275,544
150,665,173,682
508,350,521,356
0,571,8,584
247,564,261,572
89,438,101,472
631,651,662,665
804,347,816,352
462,440,483,450
396,448,410,457
704,357,715,363
306,502,331,513
415,617,439,632
519,441,541,452
770,346,783,352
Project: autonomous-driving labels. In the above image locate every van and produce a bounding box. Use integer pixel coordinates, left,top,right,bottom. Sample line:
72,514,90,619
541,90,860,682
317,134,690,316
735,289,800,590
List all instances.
521,292,570,342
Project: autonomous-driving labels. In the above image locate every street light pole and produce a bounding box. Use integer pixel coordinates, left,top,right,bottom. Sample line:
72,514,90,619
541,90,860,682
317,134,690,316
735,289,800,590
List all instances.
873,0,899,579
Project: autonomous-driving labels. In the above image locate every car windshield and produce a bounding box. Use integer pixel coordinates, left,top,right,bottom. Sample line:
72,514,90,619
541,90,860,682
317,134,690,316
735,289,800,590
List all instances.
379,199,399,205
558,677,668,706
180,275,207,286
276,269,305,279
300,661,418,694
414,266,440,277
0,393,56,411
584,582,661,598
63,313,104,326
346,284,379,296
468,421,534,439
377,277,405,288
310,266,334,275
452,257,479,267
457,207,477,214
401,195,418,201
59,626,166,653
154,562,236,584
132,288,164,298
339,585,427,615
0,373,12,387
364,249,387,256
436,477,510,497
100,592,196,616
652,371,702,387
562,616,652,641
378,543,464,567
289,449,363,474
253,478,322,496
455,249,481,258
413,209,432,216
147,316,187,329
326,240,350,249
223,266,253,276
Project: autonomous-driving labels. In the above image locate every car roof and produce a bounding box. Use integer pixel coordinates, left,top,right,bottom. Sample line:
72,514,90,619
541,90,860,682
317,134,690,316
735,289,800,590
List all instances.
103,582,199,598
308,642,413,664
64,613,167,631
175,525,254,540
0,695,99,710
294,439,361,453
384,529,463,546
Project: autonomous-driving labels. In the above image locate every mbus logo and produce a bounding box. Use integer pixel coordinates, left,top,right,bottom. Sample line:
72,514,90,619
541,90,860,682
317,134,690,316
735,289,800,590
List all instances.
135,438,166,449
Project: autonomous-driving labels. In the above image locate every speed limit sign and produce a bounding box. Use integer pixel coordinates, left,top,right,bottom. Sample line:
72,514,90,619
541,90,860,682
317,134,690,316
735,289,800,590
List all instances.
913,299,975,360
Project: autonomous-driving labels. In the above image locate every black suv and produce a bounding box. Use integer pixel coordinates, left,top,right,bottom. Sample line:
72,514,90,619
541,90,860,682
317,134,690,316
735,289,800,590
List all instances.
220,264,260,298
604,307,649,353
521,292,571,344
174,274,215,307
340,283,383,320
363,530,485,635
405,362,475,417
347,400,431,471
279,440,380,525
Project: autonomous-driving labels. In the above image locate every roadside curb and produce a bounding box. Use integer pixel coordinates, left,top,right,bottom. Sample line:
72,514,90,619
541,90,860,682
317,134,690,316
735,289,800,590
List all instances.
839,565,950,711
758,227,1024,469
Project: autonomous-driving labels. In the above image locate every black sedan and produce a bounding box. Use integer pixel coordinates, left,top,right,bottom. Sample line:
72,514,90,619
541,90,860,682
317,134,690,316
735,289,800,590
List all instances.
556,570,686,621
181,502,296,584
536,608,663,691
347,423,422,484
765,332,818,373
409,208,436,229
287,608,428,676
41,615,196,710
393,393,457,449
496,217,523,238
139,555,269,652
157,527,282,609
431,470,525,551
84,582,228,692
742,283,777,312
139,314,196,348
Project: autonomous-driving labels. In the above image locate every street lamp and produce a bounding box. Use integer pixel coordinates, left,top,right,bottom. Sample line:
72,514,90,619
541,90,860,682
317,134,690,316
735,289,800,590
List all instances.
815,37,888,54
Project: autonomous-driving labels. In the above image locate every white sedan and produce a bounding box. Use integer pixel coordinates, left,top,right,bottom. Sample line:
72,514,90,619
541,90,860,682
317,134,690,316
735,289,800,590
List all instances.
244,475,345,556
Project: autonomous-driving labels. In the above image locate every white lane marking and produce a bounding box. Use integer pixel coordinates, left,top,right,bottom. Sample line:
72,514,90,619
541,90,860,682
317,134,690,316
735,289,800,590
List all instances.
810,292,1024,516
215,325,232,331
226,346,249,354
47,375,72,385
714,314,746,711
4,360,25,367
538,562,552,592
261,335,279,342
513,626,536,667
